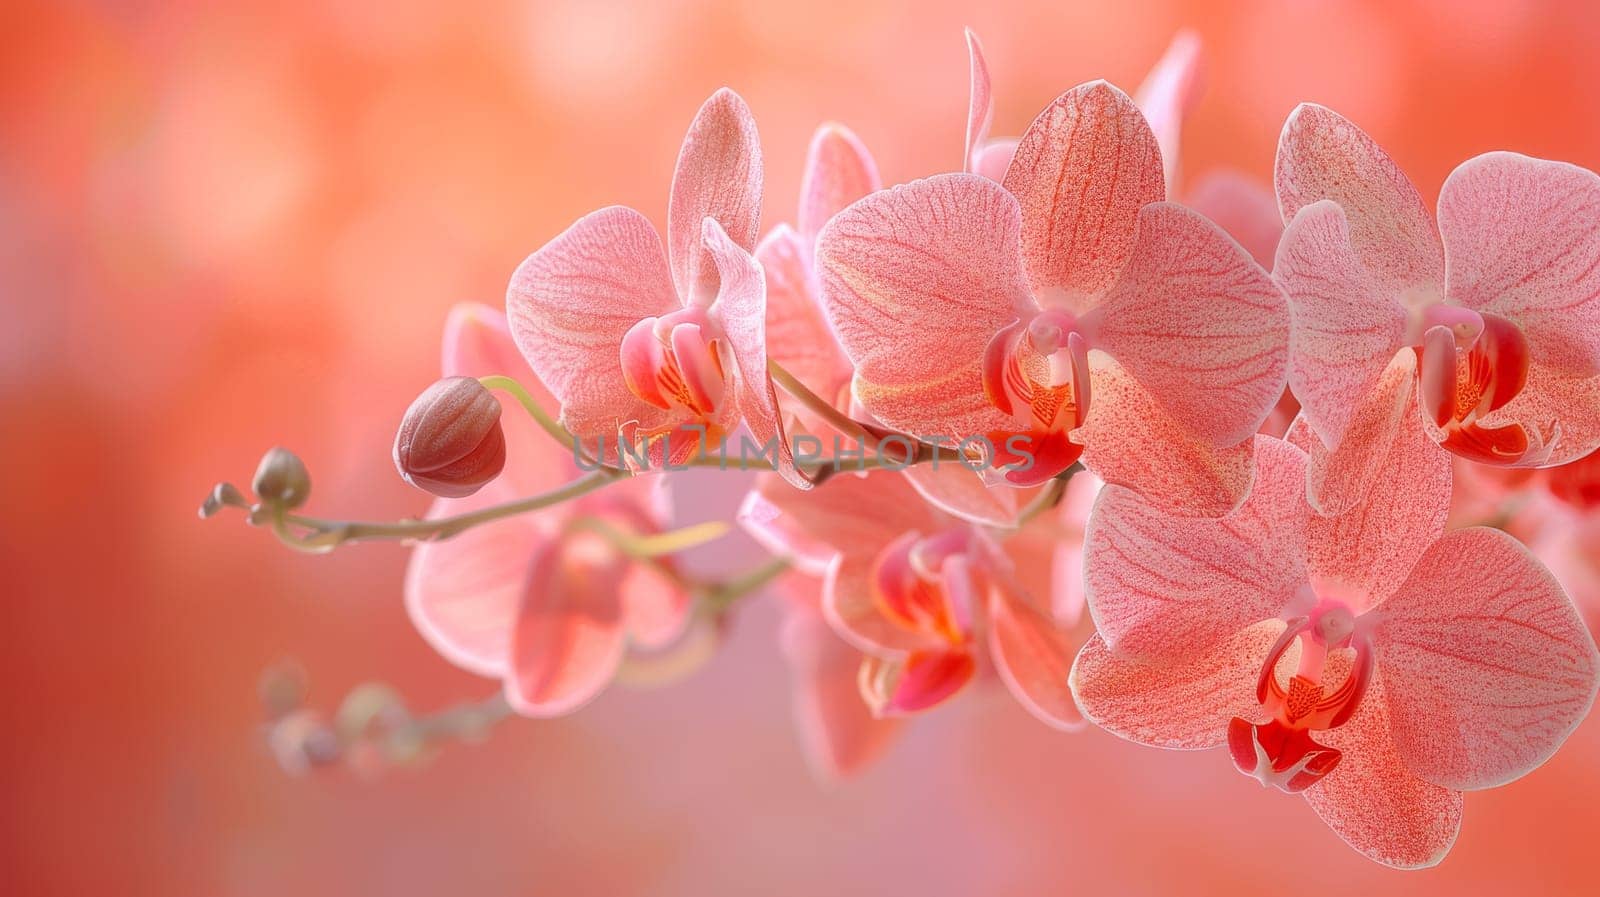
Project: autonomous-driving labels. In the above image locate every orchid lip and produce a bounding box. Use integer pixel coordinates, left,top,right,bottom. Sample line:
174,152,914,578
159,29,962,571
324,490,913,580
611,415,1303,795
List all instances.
619,307,729,420
869,529,978,646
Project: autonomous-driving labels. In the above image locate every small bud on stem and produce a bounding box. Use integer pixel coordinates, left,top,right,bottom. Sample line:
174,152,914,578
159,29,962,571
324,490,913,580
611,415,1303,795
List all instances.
252,447,312,509
394,377,507,498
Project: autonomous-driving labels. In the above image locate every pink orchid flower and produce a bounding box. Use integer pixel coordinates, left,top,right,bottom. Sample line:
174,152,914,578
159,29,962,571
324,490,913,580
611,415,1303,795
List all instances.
1069,374,1599,868
505,89,805,486
743,469,1095,733
815,75,1289,514
757,123,880,425
1274,103,1600,514
405,304,690,716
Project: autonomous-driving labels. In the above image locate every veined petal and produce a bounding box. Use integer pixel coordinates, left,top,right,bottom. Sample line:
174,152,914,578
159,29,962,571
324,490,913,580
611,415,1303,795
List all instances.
1004,81,1166,307
1299,350,1418,515
963,28,994,175
1375,527,1600,790
986,585,1084,730
1275,200,1409,449
1303,669,1462,870
404,479,542,679
1076,356,1256,517
506,206,679,440
756,226,853,415
1466,365,1600,467
505,534,629,716
1085,436,1308,662
1185,169,1283,268
798,123,881,243
738,470,944,574
1439,152,1600,377
780,604,904,780
1089,201,1290,447
705,217,807,488
1133,29,1204,196
1069,621,1285,749
1293,375,1451,613
1275,104,1444,298
668,88,763,303
815,173,1030,438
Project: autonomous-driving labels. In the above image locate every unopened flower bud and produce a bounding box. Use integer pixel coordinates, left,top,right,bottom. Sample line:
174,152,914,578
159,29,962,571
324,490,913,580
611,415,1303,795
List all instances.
393,376,506,498
253,447,311,509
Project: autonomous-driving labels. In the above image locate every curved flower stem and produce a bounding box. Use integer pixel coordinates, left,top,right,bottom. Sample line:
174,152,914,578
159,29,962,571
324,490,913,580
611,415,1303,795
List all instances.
477,375,576,453
567,516,732,559
767,358,873,444
698,556,791,616
272,467,630,552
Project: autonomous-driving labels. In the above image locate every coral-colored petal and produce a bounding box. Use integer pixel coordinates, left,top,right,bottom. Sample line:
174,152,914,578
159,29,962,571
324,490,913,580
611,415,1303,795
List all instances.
1090,201,1289,446
619,559,692,652
780,604,904,780
963,28,994,175
1463,364,1600,467
1069,621,1285,749
1292,375,1451,613
505,537,629,716
705,218,807,488
738,470,944,574
824,552,948,656
1085,436,1307,662
902,463,1020,528
815,173,1030,438
404,479,542,679
1302,670,1462,870
1298,350,1418,515
1376,527,1600,790
1076,356,1256,517
798,124,881,243
987,586,1084,730
1133,29,1204,195
1274,200,1410,448
756,225,853,415
1185,169,1283,268
1439,152,1600,377
668,88,763,303
866,650,977,715
506,206,679,440
1004,81,1166,307
972,138,1018,183
1275,104,1444,298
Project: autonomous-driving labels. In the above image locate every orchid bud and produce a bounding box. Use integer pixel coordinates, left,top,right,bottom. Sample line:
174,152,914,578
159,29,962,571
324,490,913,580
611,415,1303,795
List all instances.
393,376,506,498
252,447,311,509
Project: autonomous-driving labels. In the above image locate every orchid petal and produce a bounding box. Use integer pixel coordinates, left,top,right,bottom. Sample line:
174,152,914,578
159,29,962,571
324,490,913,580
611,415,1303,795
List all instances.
1185,169,1283,268
1303,670,1462,870
1439,152,1600,377
798,124,881,243
825,551,948,656
866,649,977,715
1274,200,1409,449
1376,527,1600,790
1085,436,1307,662
963,28,994,175
404,479,540,679
738,470,944,575
972,138,1018,183
1090,201,1290,446
1466,365,1600,467
815,173,1029,438
1069,621,1285,749
756,226,853,415
902,463,1020,528
1133,29,1204,195
1275,104,1444,298
1298,349,1418,515
781,605,904,780
506,206,679,440
1293,376,1451,613
704,217,806,488
506,536,629,716
1076,356,1256,517
668,88,763,303
1004,81,1166,307
987,586,1084,730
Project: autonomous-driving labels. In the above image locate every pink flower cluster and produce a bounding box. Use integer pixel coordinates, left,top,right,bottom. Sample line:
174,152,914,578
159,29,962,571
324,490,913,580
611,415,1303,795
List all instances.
400,31,1600,868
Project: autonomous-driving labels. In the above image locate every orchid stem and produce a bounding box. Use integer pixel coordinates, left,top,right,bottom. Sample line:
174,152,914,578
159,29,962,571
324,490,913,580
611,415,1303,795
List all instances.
477,375,579,453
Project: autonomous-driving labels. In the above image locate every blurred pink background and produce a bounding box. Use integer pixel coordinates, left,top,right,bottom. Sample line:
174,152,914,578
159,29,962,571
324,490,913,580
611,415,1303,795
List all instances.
5,1,1600,894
